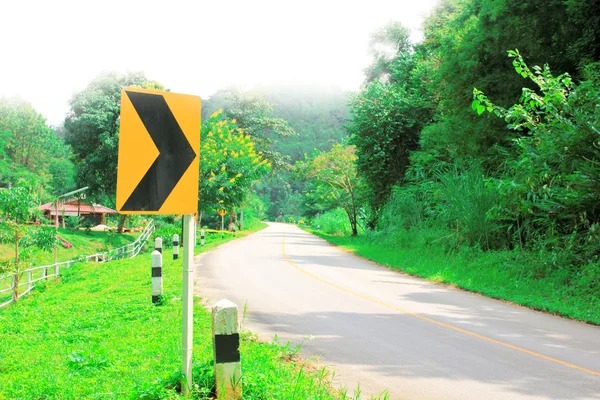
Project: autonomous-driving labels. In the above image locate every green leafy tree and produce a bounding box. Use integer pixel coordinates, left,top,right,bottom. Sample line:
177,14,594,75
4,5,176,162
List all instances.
0,187,55,302
296,144,363,236
64,72,164,207
203,89,296,168
0,98,73,194
64,72,164,231
348,47,433,225
364,21,412,82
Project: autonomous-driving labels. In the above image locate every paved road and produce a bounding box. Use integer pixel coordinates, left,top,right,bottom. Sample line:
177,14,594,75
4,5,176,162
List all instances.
194,222,600,399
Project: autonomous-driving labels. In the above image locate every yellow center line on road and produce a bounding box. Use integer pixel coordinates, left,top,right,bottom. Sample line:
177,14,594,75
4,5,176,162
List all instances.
281,229,600,378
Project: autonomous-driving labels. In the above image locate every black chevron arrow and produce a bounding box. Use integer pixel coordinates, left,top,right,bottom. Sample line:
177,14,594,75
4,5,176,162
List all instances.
121,91,197,211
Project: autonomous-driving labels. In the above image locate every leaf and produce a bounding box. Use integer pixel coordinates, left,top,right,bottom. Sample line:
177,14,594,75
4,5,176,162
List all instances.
471,99,479,111
476,104,486,115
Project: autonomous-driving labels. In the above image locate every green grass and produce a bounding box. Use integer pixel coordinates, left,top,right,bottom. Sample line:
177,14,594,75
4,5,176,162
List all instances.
309,229,600,325
0,228,139,266
0,228,139,305
0,222,365,400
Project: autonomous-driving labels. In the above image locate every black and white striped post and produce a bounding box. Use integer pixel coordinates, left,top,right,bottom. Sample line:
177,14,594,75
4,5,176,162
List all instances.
151,250,163,304
173,234,179,260
155,237,162,254
200,229,205,246
212,299,242,399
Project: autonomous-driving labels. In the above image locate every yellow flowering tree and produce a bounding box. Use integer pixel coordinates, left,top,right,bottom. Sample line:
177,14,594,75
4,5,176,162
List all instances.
198,109,271,224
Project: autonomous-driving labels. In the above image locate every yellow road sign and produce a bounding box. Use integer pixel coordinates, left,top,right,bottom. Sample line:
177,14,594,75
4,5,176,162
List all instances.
217,209,227,217
116,88,201,214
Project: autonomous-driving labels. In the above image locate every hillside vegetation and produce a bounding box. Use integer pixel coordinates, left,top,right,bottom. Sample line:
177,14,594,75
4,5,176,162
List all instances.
291,0,600,324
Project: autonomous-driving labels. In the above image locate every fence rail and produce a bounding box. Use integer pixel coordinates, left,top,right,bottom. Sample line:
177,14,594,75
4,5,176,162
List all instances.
0,220,155,309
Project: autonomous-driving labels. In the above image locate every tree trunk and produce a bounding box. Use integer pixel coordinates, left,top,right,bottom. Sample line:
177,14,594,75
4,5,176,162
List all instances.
198,210,204,229
13,234,19,302
117,214,128,233
344,207,358,237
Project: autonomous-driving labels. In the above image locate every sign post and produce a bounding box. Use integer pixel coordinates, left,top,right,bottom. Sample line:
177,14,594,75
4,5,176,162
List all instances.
116,87,201,396
181,214,195,393
218,209,227,239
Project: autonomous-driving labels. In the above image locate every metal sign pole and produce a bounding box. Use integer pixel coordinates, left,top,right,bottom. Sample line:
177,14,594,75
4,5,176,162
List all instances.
182,214,195,395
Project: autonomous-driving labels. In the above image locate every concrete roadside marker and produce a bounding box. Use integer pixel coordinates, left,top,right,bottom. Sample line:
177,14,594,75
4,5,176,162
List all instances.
173,233,179,260
212,299,242,399
151,250,163,304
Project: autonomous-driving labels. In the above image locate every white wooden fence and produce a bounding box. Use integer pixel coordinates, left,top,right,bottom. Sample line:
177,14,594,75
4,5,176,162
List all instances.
0,220,155,308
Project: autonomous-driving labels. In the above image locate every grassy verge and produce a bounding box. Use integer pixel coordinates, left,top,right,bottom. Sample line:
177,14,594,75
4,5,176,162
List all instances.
0,223,354,399
308,229,600,325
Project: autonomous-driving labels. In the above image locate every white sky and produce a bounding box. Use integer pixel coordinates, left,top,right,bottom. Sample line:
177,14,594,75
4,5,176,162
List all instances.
0,0,439,126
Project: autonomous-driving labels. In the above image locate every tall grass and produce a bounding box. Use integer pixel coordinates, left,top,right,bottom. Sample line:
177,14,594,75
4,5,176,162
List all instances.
313,208,353,236
435,165,499,250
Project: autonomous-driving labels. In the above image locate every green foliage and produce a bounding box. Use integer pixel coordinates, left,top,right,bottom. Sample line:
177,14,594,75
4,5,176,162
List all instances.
348,41,433,222
474,52,600,257
204,89,296,168
296,144,364,236
435,165,499,250
64,216,81,232
0,98,74,196
364,21,412,82
205,85,350,220
312,208,354,236
199,109,271,216
64,72,164,206
0,187,54,281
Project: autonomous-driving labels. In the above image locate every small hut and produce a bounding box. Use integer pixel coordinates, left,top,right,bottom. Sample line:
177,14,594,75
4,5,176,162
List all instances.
39,198,117,226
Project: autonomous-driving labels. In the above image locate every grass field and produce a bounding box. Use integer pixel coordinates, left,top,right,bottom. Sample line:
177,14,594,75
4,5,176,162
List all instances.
309,230,600,326
0,223,366,400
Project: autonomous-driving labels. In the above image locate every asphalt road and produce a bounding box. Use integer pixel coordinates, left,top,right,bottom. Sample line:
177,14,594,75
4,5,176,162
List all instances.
194,222,600,399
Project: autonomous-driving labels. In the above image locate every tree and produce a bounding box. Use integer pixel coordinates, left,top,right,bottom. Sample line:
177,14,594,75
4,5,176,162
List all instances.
198,109,271,225
64,72,164,231
364,21,412,82
0,98,73,194
64,72,164,207
296,144,363,236
0,187,55,302
348,48,433,225
203,89,296,168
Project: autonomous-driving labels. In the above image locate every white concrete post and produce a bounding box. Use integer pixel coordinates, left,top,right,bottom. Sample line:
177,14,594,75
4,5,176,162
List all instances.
212,299,242,399
151,250,163,304
200,229,205,246
27,270,32,293
181,215,195,395
173,234,179,260
155,237,163,254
